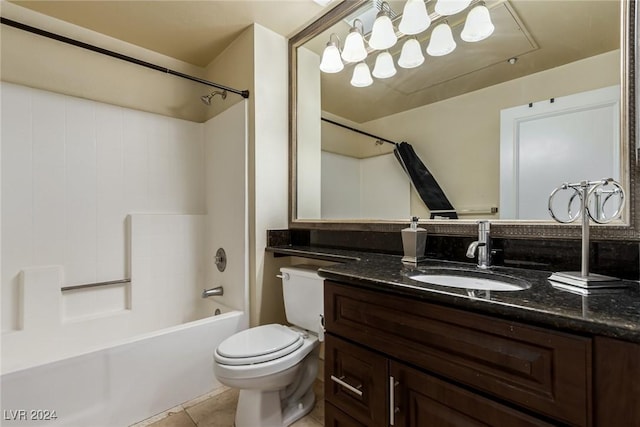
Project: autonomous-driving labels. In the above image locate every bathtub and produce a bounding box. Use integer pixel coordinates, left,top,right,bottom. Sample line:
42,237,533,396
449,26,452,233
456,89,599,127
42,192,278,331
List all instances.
0,304,247,427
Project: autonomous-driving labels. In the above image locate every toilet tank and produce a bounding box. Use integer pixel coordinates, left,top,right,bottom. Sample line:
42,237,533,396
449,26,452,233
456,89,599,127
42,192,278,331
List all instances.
280,265,324,333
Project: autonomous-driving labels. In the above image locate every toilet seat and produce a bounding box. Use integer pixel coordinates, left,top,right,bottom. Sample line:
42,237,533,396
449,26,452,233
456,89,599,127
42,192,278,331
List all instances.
215,324,304,366
214,332,318,382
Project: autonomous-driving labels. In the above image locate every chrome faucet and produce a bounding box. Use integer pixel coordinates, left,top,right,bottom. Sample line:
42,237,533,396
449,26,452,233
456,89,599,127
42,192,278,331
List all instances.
202,286,224,298
466,221,491,269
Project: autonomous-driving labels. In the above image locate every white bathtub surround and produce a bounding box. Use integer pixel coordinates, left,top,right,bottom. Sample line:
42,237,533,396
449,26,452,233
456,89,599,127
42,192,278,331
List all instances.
321,151,410,219
1,83,250,426
18,266,64,331
1,82,205,334
204,101,249,314
130,214,209,326
2,214,207,374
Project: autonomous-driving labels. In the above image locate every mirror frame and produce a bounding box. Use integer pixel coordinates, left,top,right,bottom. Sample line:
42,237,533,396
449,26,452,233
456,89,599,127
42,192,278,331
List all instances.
289,0,638,240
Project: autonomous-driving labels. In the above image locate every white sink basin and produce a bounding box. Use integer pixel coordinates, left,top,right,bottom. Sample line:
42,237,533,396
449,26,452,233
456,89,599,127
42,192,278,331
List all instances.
408,268,530,292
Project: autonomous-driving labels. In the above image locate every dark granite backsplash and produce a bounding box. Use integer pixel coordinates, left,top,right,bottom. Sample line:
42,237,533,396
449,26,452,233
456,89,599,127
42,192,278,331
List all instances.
267,229,640,281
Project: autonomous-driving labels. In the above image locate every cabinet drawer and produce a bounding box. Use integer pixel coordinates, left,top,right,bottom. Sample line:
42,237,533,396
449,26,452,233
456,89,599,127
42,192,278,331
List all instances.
390,361,553,426
325,335,387,427
325,402,368,427
326,281,592,426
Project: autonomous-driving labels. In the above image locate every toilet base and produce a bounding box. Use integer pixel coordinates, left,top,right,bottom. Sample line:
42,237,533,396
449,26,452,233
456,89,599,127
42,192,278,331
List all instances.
233,347,319,427
236,389,283,427
234,387,315,427
235,389,315,427
282,387,315,426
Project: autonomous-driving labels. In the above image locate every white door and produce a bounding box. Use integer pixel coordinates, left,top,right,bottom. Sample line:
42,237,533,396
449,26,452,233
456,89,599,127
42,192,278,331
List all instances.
500,85,620,220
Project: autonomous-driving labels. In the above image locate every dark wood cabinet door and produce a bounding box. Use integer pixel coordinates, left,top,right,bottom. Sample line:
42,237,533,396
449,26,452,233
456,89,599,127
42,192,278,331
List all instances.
390,361,553,427
325,334,388,427
594,337,640,426
325,402,369,427
326,281,591,426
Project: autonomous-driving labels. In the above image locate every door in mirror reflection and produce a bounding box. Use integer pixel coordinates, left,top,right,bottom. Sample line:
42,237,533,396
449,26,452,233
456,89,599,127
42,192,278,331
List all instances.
500,85,620,220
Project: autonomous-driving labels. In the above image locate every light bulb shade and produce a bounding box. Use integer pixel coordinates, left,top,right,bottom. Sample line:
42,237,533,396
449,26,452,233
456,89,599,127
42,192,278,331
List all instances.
461,4,495,42
399,0,431,35
319,43,344,73
426,23,456,56
398,38,425,69
369,12,397,50
434,0,471,16
351,62,373,87
342,30,368,63
372,51,397,78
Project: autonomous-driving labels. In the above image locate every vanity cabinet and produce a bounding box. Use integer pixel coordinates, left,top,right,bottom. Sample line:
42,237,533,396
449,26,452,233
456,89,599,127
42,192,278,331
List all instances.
325,334,387,427
324,280,597,426
326,335,552,427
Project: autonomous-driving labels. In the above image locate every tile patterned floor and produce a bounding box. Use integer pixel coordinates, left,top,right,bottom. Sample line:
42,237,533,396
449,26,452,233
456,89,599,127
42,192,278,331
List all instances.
132,380,324,427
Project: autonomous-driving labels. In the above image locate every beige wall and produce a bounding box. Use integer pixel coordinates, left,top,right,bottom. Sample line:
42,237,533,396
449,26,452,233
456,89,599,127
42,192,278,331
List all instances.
359,50,621,219
251,23,290,327
202,28,254,122
1,1,210,122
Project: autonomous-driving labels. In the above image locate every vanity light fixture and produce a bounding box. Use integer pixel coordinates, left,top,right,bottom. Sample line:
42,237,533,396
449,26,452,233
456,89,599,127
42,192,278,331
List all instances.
461,2,495,42
372,51,397,78
426,22,457,56
369,1,398,50
435,0,472,16
398,38,425,68
341,18,368,63
399,0,431,35
351,62,374,87
319,33,344,73
320,0,495,85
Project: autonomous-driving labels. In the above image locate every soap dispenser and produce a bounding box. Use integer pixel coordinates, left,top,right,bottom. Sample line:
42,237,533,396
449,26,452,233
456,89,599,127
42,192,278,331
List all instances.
402,216,427,265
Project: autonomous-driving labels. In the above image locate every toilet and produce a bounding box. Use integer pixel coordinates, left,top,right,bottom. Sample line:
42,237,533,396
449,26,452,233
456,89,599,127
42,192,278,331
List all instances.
213,265,325,427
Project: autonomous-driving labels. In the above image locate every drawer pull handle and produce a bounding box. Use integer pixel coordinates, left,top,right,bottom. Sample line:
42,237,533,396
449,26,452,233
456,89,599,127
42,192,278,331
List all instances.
330,375,363,397
389,375,399,426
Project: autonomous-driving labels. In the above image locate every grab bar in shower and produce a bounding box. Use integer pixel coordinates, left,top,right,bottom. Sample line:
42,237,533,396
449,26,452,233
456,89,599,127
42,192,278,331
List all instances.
61,278,131,292
202,286,224,298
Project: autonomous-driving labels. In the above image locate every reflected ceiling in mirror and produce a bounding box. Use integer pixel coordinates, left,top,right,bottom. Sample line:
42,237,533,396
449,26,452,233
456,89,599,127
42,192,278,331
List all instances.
313,0,619,123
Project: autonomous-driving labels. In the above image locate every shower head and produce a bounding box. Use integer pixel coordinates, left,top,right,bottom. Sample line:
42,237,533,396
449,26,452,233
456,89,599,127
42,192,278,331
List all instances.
200,90,227,105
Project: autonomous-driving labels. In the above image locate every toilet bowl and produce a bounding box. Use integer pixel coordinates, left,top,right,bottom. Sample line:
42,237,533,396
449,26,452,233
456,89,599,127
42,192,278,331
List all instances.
213,265,324,427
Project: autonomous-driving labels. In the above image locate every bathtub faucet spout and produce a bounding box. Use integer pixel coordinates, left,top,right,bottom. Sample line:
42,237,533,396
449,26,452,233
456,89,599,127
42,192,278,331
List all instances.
202,286,224,298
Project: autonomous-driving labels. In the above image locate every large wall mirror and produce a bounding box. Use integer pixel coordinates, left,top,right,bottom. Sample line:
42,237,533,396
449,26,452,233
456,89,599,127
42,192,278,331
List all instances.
289,0,638,239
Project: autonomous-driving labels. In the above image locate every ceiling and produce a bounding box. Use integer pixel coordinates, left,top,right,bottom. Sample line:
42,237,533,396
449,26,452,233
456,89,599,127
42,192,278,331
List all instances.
8,0,334,67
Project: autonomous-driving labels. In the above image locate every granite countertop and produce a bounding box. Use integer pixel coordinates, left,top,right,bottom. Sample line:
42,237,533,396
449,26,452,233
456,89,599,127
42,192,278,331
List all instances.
267,245,640,343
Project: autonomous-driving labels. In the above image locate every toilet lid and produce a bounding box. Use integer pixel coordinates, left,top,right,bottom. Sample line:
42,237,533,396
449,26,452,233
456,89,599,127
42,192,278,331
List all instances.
216,324,304,365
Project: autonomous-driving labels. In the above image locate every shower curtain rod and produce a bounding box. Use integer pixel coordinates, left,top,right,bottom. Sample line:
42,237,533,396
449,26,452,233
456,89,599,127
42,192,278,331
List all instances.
321,117,397,146
1,17,250,99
